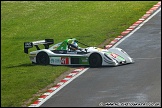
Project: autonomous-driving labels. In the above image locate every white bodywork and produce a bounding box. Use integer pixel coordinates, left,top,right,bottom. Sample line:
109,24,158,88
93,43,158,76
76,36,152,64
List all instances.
29,46,134,67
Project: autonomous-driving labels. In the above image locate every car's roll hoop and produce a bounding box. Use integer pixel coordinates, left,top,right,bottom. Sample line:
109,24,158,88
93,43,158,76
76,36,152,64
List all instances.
24,39,54,54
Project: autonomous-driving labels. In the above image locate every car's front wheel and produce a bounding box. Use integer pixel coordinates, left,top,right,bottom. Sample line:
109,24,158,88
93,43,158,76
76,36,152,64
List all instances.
36,52,49,65
89,53,102,68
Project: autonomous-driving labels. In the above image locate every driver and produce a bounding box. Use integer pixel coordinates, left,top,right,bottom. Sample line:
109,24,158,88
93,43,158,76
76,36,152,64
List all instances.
68,40,78,51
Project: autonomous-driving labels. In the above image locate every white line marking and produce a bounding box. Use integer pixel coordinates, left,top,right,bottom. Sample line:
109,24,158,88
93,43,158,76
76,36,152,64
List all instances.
112,7,161,48
34,68,89,107
29,6,161,107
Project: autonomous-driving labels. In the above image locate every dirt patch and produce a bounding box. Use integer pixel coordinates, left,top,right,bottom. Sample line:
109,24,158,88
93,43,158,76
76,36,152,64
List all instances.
97,38,112,48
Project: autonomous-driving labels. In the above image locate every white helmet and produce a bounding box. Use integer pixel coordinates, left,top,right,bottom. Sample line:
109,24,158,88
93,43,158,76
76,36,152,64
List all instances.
69,40,78,51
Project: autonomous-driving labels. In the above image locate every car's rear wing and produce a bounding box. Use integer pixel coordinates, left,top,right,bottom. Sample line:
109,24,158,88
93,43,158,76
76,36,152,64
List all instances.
24,39,54,54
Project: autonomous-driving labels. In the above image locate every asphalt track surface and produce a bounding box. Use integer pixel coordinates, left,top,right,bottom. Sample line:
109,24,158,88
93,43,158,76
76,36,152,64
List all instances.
40,10,161,107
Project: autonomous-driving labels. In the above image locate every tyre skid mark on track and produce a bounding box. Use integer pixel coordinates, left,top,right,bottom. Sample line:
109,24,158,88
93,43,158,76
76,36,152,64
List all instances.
29,1,161,107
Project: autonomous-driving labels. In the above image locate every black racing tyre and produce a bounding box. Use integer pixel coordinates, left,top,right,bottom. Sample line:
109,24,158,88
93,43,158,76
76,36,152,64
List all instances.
89,53,102,68
36,52,49,65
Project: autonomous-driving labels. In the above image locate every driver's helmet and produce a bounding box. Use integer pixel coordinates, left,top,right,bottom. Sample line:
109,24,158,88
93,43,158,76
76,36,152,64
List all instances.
72,40,78,48
69,40,78,50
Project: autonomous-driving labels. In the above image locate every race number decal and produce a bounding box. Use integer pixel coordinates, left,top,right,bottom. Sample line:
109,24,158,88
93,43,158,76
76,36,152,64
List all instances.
50,57,69,65
61,57,69,64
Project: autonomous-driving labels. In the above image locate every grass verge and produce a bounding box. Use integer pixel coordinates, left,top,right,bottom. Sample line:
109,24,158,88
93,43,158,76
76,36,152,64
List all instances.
1,1,158,107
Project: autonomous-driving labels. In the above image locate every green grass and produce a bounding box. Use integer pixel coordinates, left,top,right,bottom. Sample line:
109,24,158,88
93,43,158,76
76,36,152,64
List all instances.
1,1,158,107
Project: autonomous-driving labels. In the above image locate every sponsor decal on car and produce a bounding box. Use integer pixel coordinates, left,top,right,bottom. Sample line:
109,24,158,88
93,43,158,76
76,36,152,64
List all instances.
24,42,33,48
50,57,69,65
105,52,125,61
111,53,118,58
80,57,89,64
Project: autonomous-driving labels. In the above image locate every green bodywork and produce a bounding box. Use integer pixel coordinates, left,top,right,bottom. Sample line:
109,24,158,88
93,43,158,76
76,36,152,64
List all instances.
56,38,76,50
71,56,89,65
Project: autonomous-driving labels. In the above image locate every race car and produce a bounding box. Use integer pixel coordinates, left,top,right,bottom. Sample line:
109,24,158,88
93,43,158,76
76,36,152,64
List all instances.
24,38,134,67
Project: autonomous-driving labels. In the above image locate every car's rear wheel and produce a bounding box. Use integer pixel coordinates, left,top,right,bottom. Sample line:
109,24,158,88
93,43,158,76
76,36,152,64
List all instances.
89,53,102,68
36,52,49,65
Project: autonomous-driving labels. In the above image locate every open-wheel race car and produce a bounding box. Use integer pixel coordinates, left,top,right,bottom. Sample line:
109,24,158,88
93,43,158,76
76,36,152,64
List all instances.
24,38,134,67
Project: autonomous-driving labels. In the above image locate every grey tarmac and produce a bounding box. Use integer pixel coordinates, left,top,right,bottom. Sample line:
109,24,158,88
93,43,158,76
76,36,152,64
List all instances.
40,9,161,107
